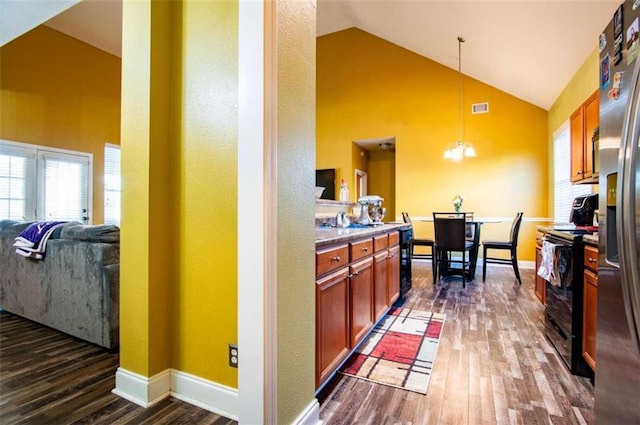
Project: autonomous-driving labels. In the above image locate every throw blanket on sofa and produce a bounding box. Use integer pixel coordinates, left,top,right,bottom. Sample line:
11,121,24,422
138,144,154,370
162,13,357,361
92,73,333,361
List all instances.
13,221,67,259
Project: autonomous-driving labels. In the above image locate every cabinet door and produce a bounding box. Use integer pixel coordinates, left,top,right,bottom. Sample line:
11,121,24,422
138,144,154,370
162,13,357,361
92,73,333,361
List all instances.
584,90,599,179
388,245,400,306
535,245,546,304
583,269,598,371
350,257,374,348
570,107,584,183
316,267,350,387
373,251,389,322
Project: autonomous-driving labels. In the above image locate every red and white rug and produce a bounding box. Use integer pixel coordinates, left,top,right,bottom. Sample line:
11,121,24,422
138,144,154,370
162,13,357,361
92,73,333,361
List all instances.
339,307,445,394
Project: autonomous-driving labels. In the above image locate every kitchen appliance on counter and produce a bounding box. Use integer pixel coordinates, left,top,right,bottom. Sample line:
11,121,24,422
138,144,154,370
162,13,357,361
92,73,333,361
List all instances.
596,1,640,422
356,195,384,225
569,194,598,226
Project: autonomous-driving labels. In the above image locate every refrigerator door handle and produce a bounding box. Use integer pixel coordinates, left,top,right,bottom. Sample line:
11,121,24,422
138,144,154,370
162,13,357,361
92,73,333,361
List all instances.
617,54,640,355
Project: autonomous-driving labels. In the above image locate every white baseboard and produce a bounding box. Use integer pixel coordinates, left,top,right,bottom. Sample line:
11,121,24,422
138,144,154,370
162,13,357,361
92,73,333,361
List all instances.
293,398,321,425
113,367,238,420
170,369,238,421
112,367,170,408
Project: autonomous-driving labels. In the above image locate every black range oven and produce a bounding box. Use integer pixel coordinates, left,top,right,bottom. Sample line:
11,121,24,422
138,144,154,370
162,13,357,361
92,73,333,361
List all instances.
543,229,593,378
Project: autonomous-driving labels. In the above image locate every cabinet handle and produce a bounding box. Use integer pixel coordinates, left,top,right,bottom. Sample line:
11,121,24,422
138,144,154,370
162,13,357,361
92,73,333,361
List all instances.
588,258,597,263
361,247,368,252
331,256,341,262
348,271,359,278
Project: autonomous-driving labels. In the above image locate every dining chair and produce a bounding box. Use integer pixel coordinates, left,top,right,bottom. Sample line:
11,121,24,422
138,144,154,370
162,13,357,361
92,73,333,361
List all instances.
433,212,474,287
482,212,524,284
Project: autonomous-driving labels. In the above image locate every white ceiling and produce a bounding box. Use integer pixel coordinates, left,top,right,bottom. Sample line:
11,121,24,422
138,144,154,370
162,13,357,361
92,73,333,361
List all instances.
2,0,622,110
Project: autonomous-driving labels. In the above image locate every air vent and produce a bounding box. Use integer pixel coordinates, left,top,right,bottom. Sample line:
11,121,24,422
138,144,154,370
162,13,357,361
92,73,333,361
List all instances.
472,102,489,114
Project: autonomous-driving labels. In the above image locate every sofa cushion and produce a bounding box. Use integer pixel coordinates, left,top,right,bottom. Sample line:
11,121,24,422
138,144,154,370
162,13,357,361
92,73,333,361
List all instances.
0,221,34,238
60,223,120,243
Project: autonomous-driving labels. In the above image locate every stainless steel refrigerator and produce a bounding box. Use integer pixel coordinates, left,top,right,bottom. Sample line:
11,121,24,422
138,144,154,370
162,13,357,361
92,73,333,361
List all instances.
597,0,640,422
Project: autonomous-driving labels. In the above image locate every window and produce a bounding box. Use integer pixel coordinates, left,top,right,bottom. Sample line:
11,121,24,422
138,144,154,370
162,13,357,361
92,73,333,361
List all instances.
104,144,121,226
0,145,34,220
0,140,92,223
554,125,592,223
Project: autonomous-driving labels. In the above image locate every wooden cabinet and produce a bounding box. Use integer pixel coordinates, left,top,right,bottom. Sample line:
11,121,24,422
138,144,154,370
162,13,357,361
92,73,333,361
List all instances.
534,230,546,304
373,234,390,322
570,90,599,183
316,255,350,387
582,243,598,371
388,245,400,306
349,257,374,347
315,229,402,390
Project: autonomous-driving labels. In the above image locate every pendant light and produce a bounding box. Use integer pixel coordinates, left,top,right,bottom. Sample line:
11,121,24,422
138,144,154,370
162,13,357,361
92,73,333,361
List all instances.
444,36,476,161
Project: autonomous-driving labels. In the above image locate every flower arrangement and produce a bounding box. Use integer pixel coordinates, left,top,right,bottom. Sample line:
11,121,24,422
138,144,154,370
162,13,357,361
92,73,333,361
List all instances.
452,195,464,212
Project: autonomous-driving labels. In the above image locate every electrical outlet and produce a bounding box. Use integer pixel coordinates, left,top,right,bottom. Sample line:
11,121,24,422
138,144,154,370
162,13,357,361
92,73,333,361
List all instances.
229,344,238,368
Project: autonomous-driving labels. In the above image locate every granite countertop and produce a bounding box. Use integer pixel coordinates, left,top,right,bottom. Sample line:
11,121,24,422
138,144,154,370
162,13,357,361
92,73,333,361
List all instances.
315,222,411,247
583,233,598,245
536,225,554,233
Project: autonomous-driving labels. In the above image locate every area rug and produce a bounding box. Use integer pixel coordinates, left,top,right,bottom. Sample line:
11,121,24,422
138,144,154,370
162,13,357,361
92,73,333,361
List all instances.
339,307,446,394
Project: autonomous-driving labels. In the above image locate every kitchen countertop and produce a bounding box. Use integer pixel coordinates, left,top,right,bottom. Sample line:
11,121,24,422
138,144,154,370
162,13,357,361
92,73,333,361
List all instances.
315,222,411,248
583,234,598,245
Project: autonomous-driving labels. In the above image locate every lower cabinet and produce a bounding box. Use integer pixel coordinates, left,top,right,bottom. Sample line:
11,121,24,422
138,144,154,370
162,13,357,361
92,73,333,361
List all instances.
316,229,402,390
349,257,374,348
373,251,390,322
534,245,546,304
583,243,598,371
388,245,400,305
316,267,350,387
534,230,546,304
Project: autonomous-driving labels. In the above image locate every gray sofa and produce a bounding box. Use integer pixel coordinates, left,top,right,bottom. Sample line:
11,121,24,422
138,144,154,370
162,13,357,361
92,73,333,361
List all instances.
0,220,120,350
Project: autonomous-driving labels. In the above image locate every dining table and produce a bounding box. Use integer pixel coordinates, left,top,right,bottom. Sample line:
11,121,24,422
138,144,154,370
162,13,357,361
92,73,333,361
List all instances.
420,215,502,281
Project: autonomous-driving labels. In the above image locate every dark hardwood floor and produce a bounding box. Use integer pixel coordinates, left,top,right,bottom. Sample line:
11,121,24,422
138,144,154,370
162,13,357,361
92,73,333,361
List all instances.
1,262,594,424
318,261,594,425
0,312,236,425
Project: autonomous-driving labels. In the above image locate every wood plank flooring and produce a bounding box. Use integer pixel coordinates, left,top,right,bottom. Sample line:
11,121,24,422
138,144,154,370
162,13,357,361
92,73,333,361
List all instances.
0,312,236,425
318,261,594,425
1,262,594,424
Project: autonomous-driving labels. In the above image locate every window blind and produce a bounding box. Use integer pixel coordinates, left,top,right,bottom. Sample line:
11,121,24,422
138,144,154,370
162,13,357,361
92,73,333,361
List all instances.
104,144,121,226
0,145,35,220
554,127,592,223
39,152,89,222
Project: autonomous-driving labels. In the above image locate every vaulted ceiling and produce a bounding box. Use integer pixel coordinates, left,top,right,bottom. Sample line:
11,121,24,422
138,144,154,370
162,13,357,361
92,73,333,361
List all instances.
1,0,621,110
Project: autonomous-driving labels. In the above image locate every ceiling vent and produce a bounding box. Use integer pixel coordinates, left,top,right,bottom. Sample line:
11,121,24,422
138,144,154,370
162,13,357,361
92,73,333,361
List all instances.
472,102,489,114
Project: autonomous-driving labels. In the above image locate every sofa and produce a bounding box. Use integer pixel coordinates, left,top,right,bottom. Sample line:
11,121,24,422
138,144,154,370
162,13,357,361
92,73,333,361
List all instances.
0,220,120,350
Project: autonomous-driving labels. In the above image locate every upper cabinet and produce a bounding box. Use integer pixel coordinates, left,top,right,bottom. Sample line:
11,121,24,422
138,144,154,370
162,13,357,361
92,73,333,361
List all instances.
570,90,599,184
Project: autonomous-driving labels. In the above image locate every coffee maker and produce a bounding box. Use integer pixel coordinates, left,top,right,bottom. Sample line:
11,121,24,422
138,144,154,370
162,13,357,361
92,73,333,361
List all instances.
356,195,385,226
570,194,599,226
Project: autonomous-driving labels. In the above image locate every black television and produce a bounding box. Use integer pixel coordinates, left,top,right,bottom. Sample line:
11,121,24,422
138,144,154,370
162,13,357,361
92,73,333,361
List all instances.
315,168,336,200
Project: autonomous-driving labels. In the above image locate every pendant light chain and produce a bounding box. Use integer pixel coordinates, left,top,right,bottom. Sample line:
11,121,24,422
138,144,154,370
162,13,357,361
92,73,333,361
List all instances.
444,36,476,160
458,36,464,143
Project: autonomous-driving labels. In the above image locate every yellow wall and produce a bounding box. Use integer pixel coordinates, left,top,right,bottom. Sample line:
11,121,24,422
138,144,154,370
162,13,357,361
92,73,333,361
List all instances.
368,149,396,220
0,26,121,224
547,48,599,217
120,0,238,385
275,0,317,421
317,28,548,261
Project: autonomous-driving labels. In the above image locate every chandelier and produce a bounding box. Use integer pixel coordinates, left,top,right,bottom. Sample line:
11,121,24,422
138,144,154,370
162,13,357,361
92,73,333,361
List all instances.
444,36,476,161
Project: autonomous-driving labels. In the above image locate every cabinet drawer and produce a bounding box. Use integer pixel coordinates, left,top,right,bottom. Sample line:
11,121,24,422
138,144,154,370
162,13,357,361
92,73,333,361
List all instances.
388,231,400,246
350,238,373,262
373,233,389,252
316,244,349,277
584,245,598,273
